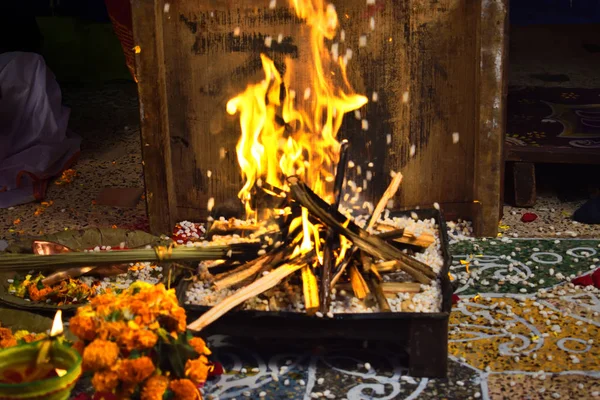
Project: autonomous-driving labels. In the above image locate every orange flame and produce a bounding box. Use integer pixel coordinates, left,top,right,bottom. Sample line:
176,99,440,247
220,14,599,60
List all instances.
226,0,368,216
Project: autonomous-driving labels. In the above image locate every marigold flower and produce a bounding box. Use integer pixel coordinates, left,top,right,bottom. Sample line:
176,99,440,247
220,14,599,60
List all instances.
70,314,97,341
185,356,210,384
28,284,54,302
0,328,17,349
96,321,127,341
189,337,211,355
140,374,169,400
169,379,200,400
118,356,155,384
117,328,136,351
83,339,120,371
136,330,158,349
91,370,120,393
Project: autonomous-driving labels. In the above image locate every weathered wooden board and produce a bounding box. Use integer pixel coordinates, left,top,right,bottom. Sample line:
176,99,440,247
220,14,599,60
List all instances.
132,0,507,236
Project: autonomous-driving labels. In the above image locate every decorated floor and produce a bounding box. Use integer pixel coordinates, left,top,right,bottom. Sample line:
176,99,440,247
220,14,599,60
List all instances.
197,239,600,399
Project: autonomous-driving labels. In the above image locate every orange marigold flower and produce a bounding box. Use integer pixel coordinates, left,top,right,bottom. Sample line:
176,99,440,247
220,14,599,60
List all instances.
20,333,41,343
169,379,200,400
136,330,158,349
185,356,210,384
91,370,120,393
171,308,188,333
140,374,169,400
70,314,97,341
0,327,13,340
0,329,17,349
83,339,120,371
28,285,54,302
118,356,155,384
189,337,211,356
117,328,137,352
96,321,127,341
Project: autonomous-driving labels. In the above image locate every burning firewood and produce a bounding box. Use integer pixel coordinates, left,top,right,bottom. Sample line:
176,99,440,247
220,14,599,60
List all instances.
320,140,349,314
348,264,370,300
301,265,319,315
206,220,262,239
187,253,313,331
213,250,284,291
287,177,436,284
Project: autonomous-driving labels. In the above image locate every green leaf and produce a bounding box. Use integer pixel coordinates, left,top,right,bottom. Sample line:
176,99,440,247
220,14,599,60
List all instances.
106,309,123,322
130,349,142,359
158,334,198,379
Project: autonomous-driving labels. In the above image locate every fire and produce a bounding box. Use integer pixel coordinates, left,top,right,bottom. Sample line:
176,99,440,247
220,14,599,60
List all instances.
50,310,64,337
226,0,368,218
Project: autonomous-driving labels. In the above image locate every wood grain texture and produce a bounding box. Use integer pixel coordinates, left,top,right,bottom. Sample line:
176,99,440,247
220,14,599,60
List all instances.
131,0,177,234
473,0,509,236
133,0,507,236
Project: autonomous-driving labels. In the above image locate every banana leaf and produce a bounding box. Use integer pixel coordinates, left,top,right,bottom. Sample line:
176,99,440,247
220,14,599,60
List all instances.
4,227,169,254
0,228,173,313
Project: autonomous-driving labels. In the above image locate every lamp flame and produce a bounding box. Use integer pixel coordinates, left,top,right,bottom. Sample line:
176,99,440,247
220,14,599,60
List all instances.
50,310,64,337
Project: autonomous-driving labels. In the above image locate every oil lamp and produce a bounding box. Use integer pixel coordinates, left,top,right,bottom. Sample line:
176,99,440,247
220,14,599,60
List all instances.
0,310,82,400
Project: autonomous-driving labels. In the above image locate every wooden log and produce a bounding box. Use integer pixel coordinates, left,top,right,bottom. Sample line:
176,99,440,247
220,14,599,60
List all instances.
336,282,422,295
376,227,435,248
301,265,319,315
381,282,422,294
366,172,403,231
188,254,311,331
368,273,391,312
320,140,349,313
287,177,435,284
213,252,279,291
348,264,369,300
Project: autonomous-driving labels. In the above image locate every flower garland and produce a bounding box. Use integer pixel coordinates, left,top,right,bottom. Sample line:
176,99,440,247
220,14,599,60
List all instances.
69,282,213,399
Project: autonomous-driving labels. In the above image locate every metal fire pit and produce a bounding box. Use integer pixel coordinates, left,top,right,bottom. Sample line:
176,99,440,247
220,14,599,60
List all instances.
180,209,452,378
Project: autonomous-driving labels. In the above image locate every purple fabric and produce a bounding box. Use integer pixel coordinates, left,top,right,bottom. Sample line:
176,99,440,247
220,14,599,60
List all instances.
0,52,80,208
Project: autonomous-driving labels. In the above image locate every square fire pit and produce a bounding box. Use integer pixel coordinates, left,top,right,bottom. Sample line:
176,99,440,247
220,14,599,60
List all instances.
179,208,452,378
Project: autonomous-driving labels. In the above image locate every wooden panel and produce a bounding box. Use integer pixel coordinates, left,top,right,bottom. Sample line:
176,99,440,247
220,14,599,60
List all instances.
133,0,507,236
474,0,509,236
381,1,479,211
131,0,177,234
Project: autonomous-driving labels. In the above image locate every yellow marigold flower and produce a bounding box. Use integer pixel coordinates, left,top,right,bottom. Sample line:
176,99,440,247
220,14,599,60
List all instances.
70,314,97,341
185,356,210,384
118,356,155,384
91,370,120,393
140,374,169,400
83,339,120,371
169,379,200,400
189,337,211,356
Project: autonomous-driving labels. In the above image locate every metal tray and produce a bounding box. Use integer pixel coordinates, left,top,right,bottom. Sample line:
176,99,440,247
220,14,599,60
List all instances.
180,209,452,378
